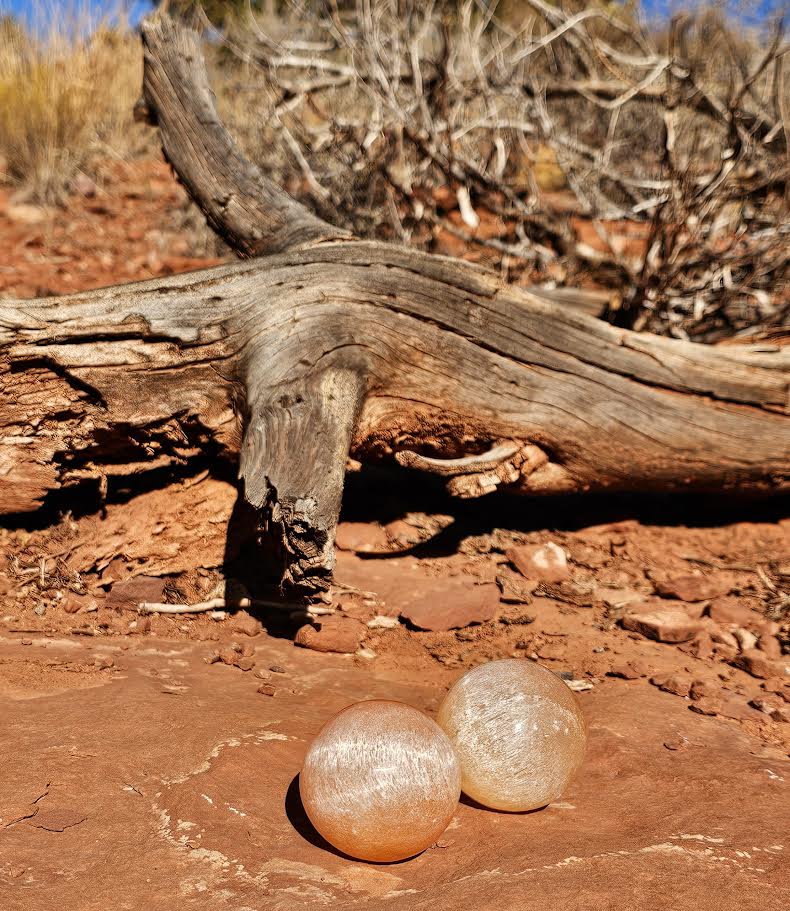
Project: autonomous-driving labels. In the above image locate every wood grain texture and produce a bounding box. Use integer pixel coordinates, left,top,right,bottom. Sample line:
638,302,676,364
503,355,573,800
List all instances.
1,14,787,590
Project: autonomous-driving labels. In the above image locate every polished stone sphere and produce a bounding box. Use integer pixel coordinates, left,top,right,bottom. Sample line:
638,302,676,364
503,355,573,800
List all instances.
437,658,586,812
299,699,461,862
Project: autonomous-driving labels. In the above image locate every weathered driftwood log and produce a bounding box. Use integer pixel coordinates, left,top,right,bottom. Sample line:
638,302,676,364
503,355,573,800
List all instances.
0,16,788,591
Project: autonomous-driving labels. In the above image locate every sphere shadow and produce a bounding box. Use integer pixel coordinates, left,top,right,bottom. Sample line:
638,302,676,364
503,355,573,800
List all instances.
285,773,433,865
459,792,548,815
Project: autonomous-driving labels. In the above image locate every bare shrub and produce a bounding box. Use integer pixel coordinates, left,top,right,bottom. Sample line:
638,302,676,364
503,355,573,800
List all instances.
213,0,788,339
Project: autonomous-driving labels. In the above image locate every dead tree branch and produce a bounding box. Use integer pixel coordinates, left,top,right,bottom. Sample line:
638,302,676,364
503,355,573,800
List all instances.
0,14,788,594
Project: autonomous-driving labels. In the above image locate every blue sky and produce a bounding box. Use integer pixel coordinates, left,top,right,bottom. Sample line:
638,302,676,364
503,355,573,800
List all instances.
0,0,785,28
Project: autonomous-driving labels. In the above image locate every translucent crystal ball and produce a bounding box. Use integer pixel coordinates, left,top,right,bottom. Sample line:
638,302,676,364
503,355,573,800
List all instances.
300,699,461,862
437,659,586,812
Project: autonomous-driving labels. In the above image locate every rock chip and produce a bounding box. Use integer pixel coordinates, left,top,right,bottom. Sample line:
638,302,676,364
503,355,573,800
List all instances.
681,630,714,660
622,607,703,643
398,578,499,631
654,573,733,602
688,679,714,701
366,615,400,629
690,696,760,722
594,587,645,609
663,735,688,751
107,576,166,611
607,659,650,680
734,649,783,680
651,673,692,698
62,593,97,614
707,597,757,628
295,616,366,653
757,635,782,659
497,569,539,604
506,542,570,583
230,611,263,638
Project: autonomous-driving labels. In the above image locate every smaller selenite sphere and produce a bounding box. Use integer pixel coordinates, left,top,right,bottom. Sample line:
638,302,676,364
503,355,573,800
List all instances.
437,658,586,812
299,700,461,862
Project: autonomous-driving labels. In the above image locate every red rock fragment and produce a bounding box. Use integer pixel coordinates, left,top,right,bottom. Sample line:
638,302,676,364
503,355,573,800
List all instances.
689,679,714,701
398,578,499,632
106,576,166,611
663,735,688,751
622,607,703,643
690,696,760,722
506,542,570,584
257,684,276,697
757,635,782,659
682,631,714,660
707,598,757,628
231,611,263,638
62,593,96,614
607,659,649,680
688,697,721,717
734,649,782,680
295,616,366,654
654,574,733,602
651,674,692,698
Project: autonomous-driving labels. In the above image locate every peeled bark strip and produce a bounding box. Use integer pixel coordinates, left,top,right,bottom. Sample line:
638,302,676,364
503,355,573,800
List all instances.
0,14,788,590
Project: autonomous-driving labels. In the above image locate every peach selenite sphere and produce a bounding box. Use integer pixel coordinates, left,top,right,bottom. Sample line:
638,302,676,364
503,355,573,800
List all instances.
437,659,586,812
299,700,461,862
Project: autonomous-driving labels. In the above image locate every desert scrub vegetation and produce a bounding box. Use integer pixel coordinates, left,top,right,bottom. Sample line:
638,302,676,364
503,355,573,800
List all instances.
0,9,143,203
208,0,789,340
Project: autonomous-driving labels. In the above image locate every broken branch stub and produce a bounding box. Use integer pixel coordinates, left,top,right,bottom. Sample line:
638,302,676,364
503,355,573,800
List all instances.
0,14,788,593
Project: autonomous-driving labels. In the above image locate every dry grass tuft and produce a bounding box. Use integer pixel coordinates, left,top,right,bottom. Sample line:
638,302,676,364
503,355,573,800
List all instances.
0,8,143,203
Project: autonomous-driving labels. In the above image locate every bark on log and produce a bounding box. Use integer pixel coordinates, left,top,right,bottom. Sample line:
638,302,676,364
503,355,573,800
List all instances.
0,14,788,592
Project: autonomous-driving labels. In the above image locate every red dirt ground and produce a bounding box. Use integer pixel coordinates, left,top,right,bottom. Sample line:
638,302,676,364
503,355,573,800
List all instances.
1,160,788,909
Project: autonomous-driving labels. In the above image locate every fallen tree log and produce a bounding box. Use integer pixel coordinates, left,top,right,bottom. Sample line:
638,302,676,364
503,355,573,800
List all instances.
1,15,788,592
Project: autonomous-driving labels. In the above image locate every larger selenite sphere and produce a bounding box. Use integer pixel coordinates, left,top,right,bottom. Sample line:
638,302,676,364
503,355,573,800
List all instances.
299,700,461,862
437,659,586,812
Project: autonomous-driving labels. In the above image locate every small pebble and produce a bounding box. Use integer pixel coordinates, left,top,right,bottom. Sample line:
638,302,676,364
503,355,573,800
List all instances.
257,684,276,697
269,665,287,674
21,638,32,646
565,679,593,692
366,615,399,629
663,735,688,752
